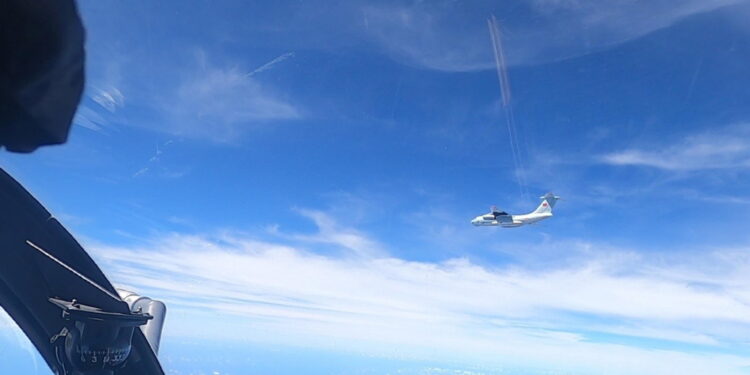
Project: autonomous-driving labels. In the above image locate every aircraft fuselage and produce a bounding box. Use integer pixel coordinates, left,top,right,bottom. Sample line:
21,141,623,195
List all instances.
471,212,552,227
471,193,559,228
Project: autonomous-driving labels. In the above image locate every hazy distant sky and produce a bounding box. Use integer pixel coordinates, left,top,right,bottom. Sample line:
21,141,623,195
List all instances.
4,1,750,374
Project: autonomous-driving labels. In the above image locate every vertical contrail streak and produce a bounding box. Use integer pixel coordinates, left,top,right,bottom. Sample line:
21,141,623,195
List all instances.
488,15,529,200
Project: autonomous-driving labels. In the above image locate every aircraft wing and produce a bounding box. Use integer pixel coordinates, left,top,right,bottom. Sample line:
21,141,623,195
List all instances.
490,206,509,215
495,214,513,223
0,168,164,375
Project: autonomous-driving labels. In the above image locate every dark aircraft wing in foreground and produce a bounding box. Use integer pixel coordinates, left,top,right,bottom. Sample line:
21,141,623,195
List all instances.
0,168,163,375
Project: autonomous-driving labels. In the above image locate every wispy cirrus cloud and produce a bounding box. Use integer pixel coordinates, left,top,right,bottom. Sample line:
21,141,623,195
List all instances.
85,211,750,375
79,48,300,141
73,86,125,134
73,105,109,132
602,124,750,171
92,86,125,112
362,0,741,71
155,51,300,142
0,310,42,372
283,208,385,257
72,58,128,134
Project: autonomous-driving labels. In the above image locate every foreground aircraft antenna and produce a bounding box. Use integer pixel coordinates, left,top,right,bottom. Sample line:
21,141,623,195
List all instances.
26,239,156,374
26,240,167,362
26,240,121,301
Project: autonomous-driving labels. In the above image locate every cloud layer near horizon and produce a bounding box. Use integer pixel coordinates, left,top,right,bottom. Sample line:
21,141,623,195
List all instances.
84,211,750,375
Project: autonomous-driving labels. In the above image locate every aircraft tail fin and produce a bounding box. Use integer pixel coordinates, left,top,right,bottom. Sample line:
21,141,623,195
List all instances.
533,192,560,214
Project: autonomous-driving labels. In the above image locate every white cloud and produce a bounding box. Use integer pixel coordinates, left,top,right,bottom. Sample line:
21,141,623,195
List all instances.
286,208,386,257
80,48,300,141
93,86,125,112
678,190,750,205
362,0,741,71
158,55,300,142
72,59,127,133
602,125,750,170
0,309,42,372
0,308,14,330
73,106,107,132
363,5,491,72
84,212,750,374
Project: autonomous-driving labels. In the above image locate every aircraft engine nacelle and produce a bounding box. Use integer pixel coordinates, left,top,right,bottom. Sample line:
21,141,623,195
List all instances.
117,289,167,356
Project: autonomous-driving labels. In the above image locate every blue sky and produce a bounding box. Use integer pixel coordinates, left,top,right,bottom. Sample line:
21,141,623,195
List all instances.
4,0,750,374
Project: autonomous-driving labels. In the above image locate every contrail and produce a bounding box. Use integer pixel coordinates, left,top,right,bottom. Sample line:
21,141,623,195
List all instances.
246,52,295,78
133,139,174,178
488,15,529,201
488,16,512,108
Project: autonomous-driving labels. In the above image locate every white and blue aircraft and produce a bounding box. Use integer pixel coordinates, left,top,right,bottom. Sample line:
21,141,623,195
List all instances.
471,193,560,228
